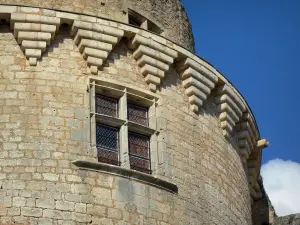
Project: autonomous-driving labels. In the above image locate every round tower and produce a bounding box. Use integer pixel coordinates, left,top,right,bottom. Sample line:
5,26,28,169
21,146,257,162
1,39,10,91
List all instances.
0,1,268,225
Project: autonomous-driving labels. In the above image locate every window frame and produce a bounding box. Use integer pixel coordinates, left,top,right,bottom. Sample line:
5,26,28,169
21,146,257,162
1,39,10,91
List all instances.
89,78,159,174
127,9,164,35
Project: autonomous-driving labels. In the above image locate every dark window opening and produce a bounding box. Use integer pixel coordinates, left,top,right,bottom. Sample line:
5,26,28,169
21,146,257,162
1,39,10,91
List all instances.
127,103,148,126
128,9,164,35
95,94,118,117
148,20,164,35
128,11,143,27
96,124,120,166
128,132,151,174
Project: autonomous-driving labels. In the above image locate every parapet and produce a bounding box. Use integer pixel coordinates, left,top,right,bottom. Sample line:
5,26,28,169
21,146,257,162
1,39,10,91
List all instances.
0,0,195,52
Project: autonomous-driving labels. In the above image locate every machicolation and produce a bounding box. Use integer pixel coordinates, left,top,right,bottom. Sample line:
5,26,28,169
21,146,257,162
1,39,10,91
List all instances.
0,1,274,225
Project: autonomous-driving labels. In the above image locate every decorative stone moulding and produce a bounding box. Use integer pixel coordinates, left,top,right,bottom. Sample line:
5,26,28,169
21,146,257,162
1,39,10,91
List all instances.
236,112,259,162
177,57,218,113
215,84,246,138
10,13,60,66
129,34,178,92
247,139,269,200
247,158,262,200
71,20,124,75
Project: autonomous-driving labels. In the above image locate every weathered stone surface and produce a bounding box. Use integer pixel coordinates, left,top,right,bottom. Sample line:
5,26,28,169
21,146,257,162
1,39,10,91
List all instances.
274,214,300,225
0,0,195,52
0,4,268,225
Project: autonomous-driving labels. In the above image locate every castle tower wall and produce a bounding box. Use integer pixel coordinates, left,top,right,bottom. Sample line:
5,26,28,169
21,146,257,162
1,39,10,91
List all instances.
0,3,267,225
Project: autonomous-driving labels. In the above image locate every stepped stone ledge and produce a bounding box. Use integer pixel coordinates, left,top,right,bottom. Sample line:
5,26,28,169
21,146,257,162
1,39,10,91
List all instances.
10,12,60,65
71,20,124,75
129,34,178,92
177,57,218,113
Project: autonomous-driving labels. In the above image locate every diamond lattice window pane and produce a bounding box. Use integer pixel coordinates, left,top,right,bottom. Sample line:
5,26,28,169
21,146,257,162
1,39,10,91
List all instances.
96,124,119,150
96,94,118,117
127,104,148,126
97,148,120,166
128,132,150,173
128,132,149,158
129,156,151,174
96,124,120,165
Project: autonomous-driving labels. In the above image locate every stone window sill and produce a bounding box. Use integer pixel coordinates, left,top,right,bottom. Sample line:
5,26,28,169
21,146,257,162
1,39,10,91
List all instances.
72,160,178,194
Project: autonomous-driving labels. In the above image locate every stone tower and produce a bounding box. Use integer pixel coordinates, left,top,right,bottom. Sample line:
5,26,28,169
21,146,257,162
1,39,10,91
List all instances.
0,1,271,224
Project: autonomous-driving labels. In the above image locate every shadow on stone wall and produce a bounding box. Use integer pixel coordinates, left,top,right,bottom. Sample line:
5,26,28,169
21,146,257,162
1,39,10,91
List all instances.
252,181,276,225
274,214,300,225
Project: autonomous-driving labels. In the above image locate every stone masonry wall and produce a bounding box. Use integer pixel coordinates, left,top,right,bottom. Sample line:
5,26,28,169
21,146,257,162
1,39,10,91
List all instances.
0,23,251,225
0,0,195,52
274,214,300,225
252,182,276,225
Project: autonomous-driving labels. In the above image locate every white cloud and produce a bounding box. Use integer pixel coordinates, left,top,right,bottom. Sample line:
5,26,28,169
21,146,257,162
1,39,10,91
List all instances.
261,159,300,216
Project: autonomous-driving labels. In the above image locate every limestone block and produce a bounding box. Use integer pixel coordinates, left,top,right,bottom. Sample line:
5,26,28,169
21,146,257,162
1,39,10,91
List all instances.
137,55,169,71
74,30,118,45
29,58,37,66
21,40,47,51
17,32,51,45
185,86,207,101
82,47,108,59
36,198,55,209
141,64,165,78
178,57,218,83
0,5,17,13
56,201,75,211
87,56,103,67
130,34,178,58
145,74,161,85
21,207,42,217
11,13,60,28
25,49,42,58
71,20,124,38
14,23,56,38
133,45,173,65
78,39,112,52
182,67,215,89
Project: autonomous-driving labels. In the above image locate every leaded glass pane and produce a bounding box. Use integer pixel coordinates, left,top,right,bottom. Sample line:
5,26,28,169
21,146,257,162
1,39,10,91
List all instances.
97,148,119,166
96,124,120,166
127,104,148,126
128,132,150,173
129,156,151,174
96,94,118,117
128,133,149,158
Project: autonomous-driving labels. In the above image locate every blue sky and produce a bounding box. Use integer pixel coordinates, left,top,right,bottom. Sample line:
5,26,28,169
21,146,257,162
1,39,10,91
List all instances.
182,0,300,165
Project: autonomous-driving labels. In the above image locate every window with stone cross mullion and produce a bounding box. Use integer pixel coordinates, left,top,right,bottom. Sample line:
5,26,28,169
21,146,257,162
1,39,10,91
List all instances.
89,79,159,174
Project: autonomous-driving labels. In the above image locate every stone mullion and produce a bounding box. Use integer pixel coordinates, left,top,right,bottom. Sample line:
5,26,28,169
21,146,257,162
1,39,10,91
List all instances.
148,99,158,175
89,81,96,152
119,88,130,169
154,101,168,177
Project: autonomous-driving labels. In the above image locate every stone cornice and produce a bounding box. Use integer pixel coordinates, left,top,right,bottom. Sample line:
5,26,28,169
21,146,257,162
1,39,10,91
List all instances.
72,160,178,194
0,4,268,200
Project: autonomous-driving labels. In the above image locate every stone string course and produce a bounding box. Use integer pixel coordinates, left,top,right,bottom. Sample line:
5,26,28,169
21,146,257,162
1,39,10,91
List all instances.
0,4,271,225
